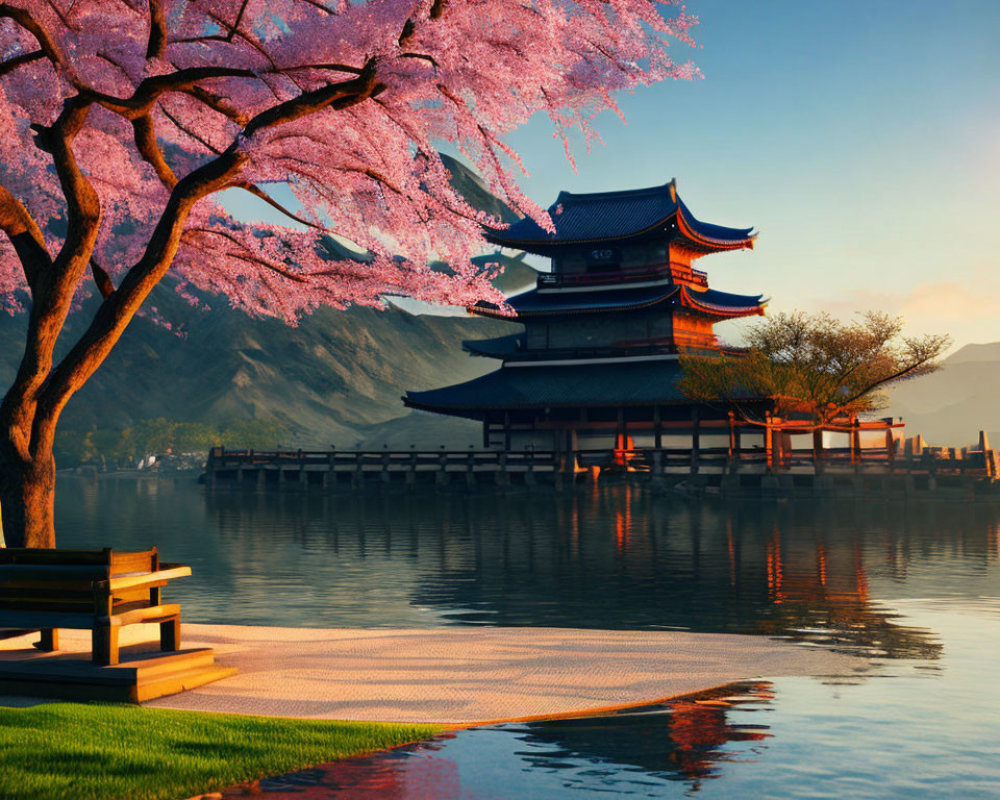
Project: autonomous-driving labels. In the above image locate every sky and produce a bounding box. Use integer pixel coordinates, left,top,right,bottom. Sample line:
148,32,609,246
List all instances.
500,0,1000,351
229,1,1000,350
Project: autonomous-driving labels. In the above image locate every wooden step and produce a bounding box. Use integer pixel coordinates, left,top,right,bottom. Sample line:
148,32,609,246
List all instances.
0,647,235,702
135,664,238,703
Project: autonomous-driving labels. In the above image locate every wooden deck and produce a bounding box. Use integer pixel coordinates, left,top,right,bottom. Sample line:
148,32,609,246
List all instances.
0,630,235,703
203,439,999,500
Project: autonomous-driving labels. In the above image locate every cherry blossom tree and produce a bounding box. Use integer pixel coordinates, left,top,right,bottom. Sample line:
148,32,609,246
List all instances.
0,0,699,547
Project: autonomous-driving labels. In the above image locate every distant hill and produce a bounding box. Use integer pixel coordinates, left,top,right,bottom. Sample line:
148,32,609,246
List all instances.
0,155,530,456
884,342,1000,447
0,288,511,449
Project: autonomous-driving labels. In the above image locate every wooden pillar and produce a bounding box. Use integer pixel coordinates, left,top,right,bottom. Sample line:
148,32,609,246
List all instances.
885,428,895,469
764,411,774,471
812,427,824,472
482,419,490,449
654,406,663,450
690,407,701,474
503,411,511,451
727,411,736,458
733,418,742,468
851,416,861,468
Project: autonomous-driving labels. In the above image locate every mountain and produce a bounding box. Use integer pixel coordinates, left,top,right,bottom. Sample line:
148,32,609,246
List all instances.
0,155,529,455
884,342,1000,447
0,287,512,449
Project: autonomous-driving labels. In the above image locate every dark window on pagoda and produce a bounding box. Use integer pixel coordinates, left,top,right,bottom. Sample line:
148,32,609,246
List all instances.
585,247,621,273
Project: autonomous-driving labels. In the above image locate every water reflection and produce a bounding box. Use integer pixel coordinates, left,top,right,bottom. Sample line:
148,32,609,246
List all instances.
55,478,1000,659
215,683,776,799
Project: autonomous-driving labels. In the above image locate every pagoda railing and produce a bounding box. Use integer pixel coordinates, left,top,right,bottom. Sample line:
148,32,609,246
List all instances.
536,263,707,289
502,342,684,362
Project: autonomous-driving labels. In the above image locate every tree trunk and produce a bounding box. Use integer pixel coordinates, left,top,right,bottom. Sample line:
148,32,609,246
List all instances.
0,438,56,549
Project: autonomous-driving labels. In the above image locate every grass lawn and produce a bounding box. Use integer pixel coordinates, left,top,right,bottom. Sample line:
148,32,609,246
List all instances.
0,702,443,800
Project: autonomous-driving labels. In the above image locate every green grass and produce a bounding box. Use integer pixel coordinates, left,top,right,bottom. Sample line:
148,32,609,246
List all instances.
0,702,443,800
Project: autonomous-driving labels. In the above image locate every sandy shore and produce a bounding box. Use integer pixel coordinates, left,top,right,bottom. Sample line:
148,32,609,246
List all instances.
2,623,870,724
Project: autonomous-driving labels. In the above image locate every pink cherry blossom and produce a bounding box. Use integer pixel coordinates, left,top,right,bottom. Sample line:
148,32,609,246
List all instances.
0,0,700,547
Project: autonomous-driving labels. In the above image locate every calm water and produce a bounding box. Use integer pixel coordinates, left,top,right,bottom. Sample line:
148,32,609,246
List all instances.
55,477,1000,798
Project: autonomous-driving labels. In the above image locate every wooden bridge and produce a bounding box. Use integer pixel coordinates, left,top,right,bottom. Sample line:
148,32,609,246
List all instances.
204,432,999,500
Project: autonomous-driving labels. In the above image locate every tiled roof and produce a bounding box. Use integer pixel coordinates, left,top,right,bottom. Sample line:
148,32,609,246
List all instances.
462,333,524,358
486,181,755,251
405,360,692,412
506,284,680,316
680,286,768,318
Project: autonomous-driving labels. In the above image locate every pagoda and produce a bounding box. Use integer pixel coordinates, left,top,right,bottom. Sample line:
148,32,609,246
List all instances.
403,179,768,463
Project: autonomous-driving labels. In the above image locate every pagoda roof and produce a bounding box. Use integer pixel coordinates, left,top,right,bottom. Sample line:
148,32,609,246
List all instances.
470,283,766,321
405,360,694,414
485,180,756,254
463,333,524,359
678,286,768,318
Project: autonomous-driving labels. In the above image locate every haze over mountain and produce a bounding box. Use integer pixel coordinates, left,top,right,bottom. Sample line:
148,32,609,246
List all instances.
884,342,1000,447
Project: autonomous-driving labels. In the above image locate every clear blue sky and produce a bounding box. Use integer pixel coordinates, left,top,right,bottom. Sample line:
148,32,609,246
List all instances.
504,0,1000,350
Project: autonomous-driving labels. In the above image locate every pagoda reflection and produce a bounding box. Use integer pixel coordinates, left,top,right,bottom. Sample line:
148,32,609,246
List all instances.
188,484,997,657
212,683,775,799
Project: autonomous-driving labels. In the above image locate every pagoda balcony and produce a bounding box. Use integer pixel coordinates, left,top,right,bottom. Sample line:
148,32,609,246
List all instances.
499,342,720,363
536,263,707,290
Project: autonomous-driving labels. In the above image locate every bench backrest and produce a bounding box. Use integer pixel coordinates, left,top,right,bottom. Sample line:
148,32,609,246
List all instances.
0,547,159,616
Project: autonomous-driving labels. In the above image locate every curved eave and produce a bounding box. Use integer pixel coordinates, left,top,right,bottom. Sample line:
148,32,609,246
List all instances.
675,204,757,253
469,286,682,321
462,333,524,359
679,286,768,319
483,217,675,253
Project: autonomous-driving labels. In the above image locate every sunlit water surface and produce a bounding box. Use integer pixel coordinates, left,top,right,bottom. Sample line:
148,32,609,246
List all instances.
55,477,1000,798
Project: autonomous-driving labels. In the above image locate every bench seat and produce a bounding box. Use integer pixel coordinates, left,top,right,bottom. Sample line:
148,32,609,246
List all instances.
0,548,189,665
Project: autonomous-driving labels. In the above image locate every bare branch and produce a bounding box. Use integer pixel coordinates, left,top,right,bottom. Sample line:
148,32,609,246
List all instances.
229,181,325,230
159,104,223,155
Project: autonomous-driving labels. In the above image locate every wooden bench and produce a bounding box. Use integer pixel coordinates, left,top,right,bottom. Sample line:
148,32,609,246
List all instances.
0,547,191,666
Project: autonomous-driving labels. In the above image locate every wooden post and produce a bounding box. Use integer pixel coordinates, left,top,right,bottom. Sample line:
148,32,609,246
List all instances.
885,428,895,469
764,411,774,470
690,407,701,474
503,411,511,451
436,446,448,487
727,411,736,459
812,427,824,473
851,417,861,469
733,418,742,470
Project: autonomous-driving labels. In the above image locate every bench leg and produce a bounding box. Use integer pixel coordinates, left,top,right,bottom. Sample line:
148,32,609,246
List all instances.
160,617,181,652
33,628,59,651
93,625,119,666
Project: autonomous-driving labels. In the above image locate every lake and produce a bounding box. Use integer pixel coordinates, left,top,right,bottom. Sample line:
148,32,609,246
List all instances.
56,476,1000,798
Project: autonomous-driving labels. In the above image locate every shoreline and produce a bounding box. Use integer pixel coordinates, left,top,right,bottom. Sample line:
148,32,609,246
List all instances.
2,623,874,725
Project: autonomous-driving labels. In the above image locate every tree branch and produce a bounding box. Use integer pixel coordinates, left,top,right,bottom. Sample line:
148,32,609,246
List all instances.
0,4,66,70
146,0,167,58
0,183,50,293
0,49,44,77
228,181,325,230
132,114,178,189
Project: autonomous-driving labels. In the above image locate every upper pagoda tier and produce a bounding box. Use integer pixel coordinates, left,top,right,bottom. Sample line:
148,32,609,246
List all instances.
485,179,756,259
469,284,767,323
